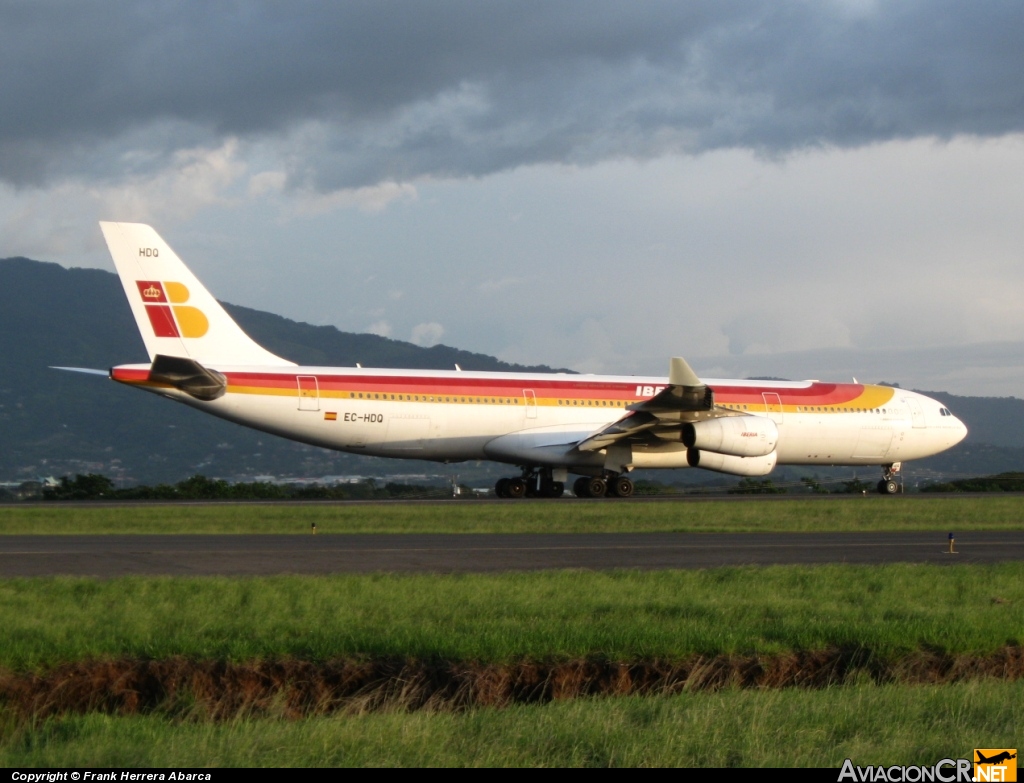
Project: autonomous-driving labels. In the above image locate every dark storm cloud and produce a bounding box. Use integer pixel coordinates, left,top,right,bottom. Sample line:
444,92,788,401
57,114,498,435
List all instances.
2,1,1022,188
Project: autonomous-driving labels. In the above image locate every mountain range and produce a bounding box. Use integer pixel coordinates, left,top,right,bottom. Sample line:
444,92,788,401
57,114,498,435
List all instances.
0,257,562,485
1,257,1021,486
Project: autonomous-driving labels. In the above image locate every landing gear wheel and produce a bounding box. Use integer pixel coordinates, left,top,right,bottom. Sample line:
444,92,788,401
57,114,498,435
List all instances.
573,477,590,497
506,477,527,499
495,478,510,498
882,479,899,495
547,481,565,498
586,477,608,498
610,477,634,498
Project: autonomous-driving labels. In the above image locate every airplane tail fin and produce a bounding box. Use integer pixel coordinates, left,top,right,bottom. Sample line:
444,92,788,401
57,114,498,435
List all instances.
100,222,294,367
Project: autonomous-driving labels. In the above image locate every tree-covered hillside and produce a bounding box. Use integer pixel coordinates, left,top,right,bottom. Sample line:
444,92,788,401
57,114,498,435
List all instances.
0,258,563,485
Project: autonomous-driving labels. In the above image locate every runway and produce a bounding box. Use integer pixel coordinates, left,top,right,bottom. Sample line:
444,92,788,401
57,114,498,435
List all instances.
1,531,1022,577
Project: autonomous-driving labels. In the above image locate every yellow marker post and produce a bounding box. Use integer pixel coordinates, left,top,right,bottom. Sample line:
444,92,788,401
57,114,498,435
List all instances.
311,522,317,535
947,532,957,554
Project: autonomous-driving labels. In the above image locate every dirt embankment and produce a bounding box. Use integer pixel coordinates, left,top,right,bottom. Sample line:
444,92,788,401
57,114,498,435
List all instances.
3,646,1023,719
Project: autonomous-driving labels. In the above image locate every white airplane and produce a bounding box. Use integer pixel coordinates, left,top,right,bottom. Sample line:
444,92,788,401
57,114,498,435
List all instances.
96,222,967,498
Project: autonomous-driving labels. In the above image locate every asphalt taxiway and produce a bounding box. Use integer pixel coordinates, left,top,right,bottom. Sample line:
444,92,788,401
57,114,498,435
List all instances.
1,531,1022,577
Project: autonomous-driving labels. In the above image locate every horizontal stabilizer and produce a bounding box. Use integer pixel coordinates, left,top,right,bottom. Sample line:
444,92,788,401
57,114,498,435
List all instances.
50,366,110,377
148,354,227,401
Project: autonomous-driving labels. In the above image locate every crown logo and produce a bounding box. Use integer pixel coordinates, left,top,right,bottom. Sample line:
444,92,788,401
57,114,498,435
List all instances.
142,284,161,299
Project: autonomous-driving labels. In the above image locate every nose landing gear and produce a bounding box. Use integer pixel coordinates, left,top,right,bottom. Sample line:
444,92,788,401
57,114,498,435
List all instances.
877,479,899,495
877,463,902,495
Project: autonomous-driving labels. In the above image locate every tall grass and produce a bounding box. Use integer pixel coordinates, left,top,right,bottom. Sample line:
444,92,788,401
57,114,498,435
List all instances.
2,681,1019,767
2,495,1024,534
1,564,1021,669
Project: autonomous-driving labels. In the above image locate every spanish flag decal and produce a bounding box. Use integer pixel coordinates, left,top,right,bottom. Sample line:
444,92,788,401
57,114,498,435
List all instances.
137,281,208,338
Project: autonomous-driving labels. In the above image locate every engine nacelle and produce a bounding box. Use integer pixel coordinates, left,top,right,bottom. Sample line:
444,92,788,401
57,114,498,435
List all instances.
686,448,778,477
681,415,778,457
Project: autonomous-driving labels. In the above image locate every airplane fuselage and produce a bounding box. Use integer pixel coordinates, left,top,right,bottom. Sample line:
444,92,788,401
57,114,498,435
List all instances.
95,221,968,497
111,364,967,473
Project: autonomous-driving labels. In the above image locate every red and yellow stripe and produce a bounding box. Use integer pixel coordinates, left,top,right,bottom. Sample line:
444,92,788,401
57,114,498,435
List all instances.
111,368,897,412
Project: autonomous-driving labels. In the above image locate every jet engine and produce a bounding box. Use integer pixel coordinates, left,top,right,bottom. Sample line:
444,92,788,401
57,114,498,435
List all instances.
681,415,778,457
686,448,778,477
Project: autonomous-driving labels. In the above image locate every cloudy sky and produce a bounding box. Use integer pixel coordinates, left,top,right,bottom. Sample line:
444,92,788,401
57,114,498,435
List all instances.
3,1,1023,395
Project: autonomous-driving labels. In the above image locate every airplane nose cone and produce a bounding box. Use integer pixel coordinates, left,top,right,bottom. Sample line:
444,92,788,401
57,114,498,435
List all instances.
952,417,968,446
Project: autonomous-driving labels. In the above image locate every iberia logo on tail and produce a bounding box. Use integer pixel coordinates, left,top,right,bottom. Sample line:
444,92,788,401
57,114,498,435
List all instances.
136,280,209,338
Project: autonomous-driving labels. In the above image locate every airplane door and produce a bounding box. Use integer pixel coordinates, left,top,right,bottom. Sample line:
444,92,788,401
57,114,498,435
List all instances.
297,376,319,411
523,389,538,419
902,397,925,428
762,392,783,424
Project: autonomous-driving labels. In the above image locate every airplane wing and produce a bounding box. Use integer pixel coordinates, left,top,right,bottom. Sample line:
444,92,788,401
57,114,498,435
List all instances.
576,356,723,452
574,410,661,452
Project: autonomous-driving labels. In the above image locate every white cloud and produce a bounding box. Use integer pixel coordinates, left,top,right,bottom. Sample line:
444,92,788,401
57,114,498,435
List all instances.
97,139,247,222
247,170,287,198
288,181,418,216
477,276,523,295
410,322,444,347
4,133,1024,397
0,139,246,261
365,320,392,338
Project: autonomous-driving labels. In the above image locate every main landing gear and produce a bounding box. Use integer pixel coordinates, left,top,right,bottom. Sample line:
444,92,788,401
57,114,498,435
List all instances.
572,475,634,499
877,463,902,495
494,469,635,499
495,469,565,499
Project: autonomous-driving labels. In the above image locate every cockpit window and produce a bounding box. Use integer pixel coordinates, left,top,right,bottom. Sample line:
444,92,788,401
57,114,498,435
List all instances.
939,408,952,416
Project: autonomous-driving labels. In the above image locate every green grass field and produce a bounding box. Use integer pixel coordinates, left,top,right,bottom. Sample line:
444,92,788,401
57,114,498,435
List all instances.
2,681,1019,767
2,494,1024,534
2,498,1021,766
1,565,1021,668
